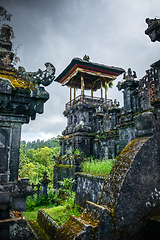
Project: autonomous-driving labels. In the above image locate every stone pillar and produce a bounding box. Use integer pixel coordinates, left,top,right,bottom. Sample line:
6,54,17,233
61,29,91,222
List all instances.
40,171,51,196
117,68,138,114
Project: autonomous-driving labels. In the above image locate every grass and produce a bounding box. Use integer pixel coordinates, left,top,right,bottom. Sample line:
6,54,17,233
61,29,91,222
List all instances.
80,157,115,177
24,207,40,220
43,193,81,226
44,203,81,226
24,191,81,226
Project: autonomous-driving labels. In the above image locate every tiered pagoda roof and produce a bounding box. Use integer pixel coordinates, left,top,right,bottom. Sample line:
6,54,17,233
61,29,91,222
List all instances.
55,58,125,91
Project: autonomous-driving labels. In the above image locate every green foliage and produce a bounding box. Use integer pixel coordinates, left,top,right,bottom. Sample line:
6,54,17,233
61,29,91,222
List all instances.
19,144,30,170
80,157,115,177
20,162,44,184
26,195,36,211
26,190,60,212
74,148,83,156
25,190,81,224
59,177,75,197
108,81,113,88
19,141,60,184
43,193,81,226
22,138,59,151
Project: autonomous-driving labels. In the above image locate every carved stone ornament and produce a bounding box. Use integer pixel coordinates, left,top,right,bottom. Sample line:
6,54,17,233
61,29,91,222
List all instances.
145,18,160,42
17,62,55,86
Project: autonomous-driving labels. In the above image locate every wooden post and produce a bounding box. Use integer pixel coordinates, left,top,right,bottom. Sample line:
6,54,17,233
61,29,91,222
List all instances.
105,81,107,102
81,76,84,99
74,87,76,99
91,89,93,99
70,87,72,106
101,81,103,99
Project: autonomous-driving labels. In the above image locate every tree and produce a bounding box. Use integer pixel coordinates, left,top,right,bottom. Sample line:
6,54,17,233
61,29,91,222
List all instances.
0,6,12,22
0,6,20,65
19,144,61,184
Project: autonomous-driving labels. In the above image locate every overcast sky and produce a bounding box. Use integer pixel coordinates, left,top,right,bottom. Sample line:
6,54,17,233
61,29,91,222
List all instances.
1,0,160,142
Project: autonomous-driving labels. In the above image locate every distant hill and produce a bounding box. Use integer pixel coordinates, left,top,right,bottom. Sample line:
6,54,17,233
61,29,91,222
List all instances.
21,138,59,150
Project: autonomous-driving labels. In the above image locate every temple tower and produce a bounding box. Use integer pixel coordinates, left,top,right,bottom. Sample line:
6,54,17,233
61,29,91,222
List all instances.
54,57,124,156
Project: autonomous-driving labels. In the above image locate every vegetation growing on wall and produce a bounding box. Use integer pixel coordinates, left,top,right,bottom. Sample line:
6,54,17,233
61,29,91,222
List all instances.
80,157,115,177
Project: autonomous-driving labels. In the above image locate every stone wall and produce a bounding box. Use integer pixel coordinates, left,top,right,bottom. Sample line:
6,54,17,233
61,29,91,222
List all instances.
75,172,106,208
53,164,75,189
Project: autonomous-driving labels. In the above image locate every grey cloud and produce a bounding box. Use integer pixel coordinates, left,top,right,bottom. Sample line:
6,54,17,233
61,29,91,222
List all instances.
1,0,160,141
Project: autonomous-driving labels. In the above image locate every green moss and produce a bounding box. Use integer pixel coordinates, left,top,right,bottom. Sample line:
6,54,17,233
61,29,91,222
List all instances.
95,130,118,141
77,172,108,178
24,209,39,220
0,67,34,89
28,220,50,240
55,164,74,169
43,204,81,226
134,109,153,117
98,137,149,211
119,121,134,128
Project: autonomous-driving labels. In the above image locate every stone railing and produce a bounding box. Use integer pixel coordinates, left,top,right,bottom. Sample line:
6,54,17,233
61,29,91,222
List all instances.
65,94,112,111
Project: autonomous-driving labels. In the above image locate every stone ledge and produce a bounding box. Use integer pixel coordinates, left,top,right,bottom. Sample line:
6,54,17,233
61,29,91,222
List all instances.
76,172,106,180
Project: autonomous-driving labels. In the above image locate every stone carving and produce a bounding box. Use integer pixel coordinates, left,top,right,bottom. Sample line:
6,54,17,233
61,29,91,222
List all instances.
83,54,90,61
39,170,51,196
123,68,137,80
17,62,55,87
145,18,160,42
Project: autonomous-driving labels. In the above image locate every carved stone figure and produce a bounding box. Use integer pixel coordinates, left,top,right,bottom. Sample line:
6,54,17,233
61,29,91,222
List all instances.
145,18,160,42
17,62,55,86
123,68,137,80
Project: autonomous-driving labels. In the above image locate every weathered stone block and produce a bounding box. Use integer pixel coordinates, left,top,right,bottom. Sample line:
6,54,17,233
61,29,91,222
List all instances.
75,173,105,208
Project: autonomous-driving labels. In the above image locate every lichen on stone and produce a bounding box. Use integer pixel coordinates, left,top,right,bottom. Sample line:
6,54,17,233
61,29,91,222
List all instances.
0,67,35,89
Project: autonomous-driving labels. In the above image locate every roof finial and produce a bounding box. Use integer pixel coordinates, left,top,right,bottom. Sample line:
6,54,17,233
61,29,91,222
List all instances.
83,55,90,62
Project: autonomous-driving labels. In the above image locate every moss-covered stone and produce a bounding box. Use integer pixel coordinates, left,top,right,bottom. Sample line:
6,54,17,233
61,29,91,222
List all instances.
0,67,34,89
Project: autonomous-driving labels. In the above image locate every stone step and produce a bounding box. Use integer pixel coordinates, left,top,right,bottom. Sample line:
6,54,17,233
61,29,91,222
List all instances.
27,209,60,240
55,201,113,240
55,215,94,240
27,220,50,240
28,202,113,240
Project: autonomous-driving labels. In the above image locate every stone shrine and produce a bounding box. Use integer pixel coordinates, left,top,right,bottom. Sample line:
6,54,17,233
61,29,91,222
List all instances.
54,57,124,157
0,24,55,239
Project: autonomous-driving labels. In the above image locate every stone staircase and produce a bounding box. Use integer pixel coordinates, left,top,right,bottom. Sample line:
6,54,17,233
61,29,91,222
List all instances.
27,209,59,240
55,201,113,240
27,202,113,240
27,203,160,240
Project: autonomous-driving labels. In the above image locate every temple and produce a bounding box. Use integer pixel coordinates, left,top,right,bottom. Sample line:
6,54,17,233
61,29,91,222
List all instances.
54,57,124,157
51,19,160,239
